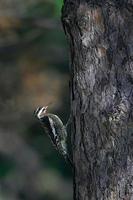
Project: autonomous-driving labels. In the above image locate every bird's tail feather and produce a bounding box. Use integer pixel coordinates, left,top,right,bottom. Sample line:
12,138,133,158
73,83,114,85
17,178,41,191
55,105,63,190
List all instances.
64,154,73,167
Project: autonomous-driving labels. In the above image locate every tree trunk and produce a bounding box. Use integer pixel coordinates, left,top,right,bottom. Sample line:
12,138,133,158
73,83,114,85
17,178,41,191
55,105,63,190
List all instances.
62,0,133,200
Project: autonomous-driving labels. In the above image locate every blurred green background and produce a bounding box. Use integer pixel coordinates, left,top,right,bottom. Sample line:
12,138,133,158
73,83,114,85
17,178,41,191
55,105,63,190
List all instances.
0,0,72,200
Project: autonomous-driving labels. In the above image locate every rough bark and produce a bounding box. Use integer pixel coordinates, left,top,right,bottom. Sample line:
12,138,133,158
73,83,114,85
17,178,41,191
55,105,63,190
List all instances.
62,0,133,200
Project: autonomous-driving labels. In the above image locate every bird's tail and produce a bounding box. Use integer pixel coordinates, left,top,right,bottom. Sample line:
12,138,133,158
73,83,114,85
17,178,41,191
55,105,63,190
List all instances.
64,154,73,167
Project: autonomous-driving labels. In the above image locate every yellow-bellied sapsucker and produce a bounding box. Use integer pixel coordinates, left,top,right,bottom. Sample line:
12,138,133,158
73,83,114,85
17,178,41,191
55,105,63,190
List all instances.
34,106,72,166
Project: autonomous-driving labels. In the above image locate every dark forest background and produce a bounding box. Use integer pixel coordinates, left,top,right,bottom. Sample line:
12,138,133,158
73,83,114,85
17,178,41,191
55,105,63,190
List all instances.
0,1,72,200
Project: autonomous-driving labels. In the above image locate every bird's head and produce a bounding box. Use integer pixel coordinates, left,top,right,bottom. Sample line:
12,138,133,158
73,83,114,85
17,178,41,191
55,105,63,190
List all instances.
34,106,48,119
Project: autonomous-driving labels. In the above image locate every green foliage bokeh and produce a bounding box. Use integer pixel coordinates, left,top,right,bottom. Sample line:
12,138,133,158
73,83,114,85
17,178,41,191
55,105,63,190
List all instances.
0,1,72,200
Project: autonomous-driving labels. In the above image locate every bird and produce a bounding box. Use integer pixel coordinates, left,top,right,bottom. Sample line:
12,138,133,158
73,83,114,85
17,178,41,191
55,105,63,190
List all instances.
34,105,72,166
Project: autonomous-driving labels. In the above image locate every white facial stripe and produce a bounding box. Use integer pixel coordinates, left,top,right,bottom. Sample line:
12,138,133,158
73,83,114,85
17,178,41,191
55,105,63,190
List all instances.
37,107,45,119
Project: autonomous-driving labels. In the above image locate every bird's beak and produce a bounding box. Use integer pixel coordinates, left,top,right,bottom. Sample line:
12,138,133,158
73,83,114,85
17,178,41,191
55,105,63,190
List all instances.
33,109,37,116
